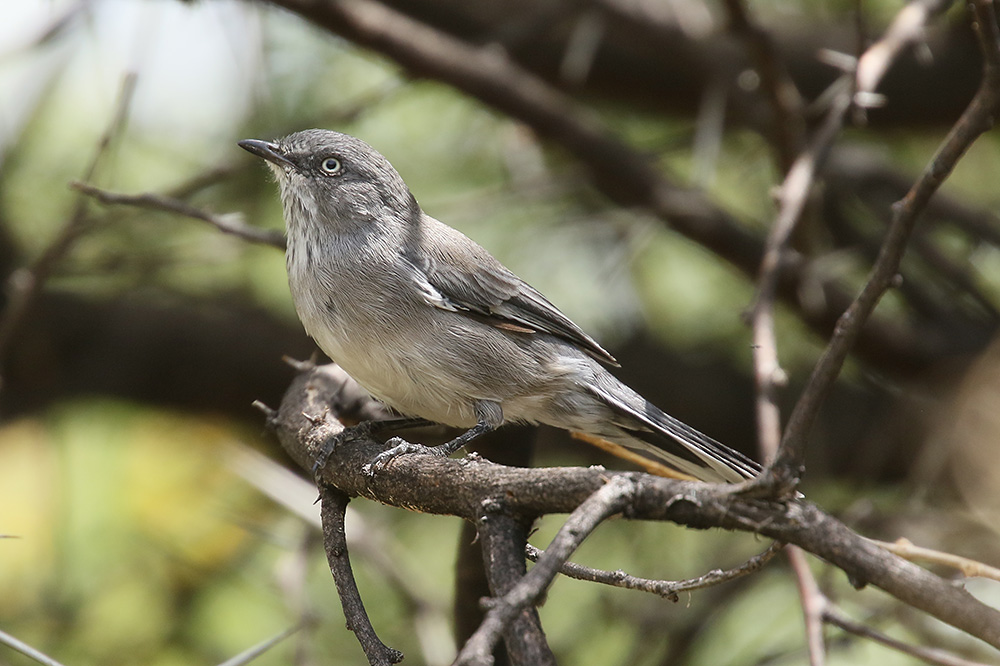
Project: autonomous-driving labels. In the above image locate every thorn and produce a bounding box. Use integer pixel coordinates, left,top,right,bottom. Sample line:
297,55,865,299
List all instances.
283,355,315,372
252,400,276,418
302,410,327,426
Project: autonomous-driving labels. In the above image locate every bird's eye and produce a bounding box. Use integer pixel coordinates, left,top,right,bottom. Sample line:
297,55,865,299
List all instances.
320,157,342,175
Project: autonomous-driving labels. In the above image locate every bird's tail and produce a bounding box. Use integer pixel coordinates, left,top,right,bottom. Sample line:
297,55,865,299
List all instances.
583,378,761,483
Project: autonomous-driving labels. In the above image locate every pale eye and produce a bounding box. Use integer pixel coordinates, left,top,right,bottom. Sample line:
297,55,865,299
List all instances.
320,157,342,175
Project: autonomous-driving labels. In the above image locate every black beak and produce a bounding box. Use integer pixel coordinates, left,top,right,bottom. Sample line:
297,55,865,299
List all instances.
238,139,296,169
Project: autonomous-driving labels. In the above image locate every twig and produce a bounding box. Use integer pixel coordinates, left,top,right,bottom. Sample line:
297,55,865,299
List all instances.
788,545,828,666
855,0,955,94
722,0,805,172
525,540,784,600
750,85,852,472
872,538,1000,582
70,182,285,248
0,628,68,666
0,72,137,376
227,441,455,664
777,0,1000,474
455,476,634,665
824,606,994,666
318,485,403,665
216,620,312,666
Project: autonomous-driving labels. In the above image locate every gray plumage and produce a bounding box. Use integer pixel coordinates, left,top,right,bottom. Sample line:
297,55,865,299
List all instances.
239,129,759,483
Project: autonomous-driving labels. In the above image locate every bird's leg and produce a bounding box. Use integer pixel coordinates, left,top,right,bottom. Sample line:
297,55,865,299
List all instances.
314,416,434,475
363,401,502,475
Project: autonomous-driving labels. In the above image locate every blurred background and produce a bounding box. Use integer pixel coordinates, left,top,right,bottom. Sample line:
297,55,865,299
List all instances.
1,0,999,664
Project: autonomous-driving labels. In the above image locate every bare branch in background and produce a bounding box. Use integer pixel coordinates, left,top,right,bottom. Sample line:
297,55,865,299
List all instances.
70,182,286,249
722,0,806,171
778,0,1000,476
873,538,1000,582
823,606,995,666
788,545,828,666
0,73,137,382
750,0,956,487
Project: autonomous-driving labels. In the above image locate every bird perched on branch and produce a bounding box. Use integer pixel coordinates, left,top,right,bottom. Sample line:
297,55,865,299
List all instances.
240,130,760,483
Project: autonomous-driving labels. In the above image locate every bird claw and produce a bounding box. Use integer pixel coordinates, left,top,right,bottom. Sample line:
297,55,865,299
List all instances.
362,437,443,477
312,421,375,477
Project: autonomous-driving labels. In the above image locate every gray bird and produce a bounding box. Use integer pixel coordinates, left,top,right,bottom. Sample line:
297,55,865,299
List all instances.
240,130,759,483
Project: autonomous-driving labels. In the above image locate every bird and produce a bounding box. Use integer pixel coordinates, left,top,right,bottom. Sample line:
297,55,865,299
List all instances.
239,129,760,483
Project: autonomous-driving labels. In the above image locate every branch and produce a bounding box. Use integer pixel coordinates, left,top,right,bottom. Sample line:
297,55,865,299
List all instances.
0,627,68,666
787,545,828,666
319,485,403,665
265,363,1000,652
872,538,1000,582
856,0,956,95
823,606,995,666
750,85,851,469
525,540,784,601
456,477,633,665
469,511,555,666
373,0,979,129
228,439,455,664
217,621,311,666
777,0,1000,474
722,0,806,172
750,0,956,487
70,182,285,249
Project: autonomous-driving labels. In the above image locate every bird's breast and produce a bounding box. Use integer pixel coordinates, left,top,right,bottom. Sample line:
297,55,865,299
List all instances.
284,245,482,426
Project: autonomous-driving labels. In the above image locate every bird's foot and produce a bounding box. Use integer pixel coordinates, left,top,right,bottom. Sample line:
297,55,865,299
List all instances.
362,437,449,476
313,421,375,476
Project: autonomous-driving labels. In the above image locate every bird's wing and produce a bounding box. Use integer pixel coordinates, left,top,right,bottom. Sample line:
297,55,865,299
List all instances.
407,215,619,366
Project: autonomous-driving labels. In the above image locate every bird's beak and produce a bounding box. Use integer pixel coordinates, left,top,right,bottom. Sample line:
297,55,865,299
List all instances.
238,139,297,169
